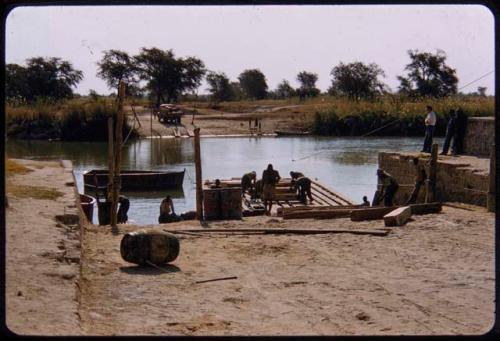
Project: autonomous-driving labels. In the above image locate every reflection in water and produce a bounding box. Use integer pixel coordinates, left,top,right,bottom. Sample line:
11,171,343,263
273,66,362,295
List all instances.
7,136,441,224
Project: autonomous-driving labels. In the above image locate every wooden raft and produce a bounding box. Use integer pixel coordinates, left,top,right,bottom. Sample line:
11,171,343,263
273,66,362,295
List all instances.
205,177,354,218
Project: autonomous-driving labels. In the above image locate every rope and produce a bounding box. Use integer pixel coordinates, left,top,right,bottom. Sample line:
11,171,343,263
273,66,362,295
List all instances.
361,118,401,137
457,70,494,92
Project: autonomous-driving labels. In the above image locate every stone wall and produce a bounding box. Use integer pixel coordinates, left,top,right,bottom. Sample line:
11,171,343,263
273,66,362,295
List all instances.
463,117,494,156
378,152,489,207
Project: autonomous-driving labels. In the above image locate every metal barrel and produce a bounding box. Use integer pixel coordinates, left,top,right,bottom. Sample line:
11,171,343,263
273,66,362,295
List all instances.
120,229,180,265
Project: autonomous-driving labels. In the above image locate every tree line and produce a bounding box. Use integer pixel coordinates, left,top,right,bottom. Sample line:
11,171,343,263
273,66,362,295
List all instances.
6,47,476,106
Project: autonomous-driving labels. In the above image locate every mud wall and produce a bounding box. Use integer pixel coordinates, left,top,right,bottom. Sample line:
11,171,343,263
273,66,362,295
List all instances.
463,117,494,156
378,152,489,207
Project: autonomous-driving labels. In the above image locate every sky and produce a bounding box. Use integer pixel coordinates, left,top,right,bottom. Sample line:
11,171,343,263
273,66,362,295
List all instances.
5,4,495,96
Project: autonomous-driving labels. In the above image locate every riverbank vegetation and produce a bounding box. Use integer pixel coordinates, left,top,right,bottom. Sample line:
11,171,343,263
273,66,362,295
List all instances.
6,98,138,141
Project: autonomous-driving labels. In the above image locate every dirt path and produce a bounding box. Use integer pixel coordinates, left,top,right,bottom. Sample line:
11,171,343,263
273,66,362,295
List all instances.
5,159,82,335
79,208,494,336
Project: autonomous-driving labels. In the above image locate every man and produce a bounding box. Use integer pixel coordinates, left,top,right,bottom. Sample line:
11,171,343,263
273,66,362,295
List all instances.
241,171,257,195
294,176,313,204
210,179,222,189
421,105,437,153
440,109,457,155
158,195,181,223
117,195,130,223
361,196,370,206
405,157,427,205
262,164,281,214
376,169,399,207
252,179,263,200
453,108,468,155
289,171,305,189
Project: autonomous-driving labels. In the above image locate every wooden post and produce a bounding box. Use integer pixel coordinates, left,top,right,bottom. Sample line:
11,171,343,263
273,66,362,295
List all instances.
425,143,438,203
110,81,126,231
487,144,495,212
107,114,115,202
194,127,203,220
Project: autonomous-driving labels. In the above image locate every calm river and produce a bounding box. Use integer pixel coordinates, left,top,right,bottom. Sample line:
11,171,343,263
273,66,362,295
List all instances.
7,136,442,224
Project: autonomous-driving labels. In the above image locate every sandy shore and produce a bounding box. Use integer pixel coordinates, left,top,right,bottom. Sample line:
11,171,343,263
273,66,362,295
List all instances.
131,105,310,138
5,158,495,336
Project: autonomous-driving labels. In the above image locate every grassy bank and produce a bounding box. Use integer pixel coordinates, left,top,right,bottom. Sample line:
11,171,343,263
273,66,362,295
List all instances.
6,98,138,141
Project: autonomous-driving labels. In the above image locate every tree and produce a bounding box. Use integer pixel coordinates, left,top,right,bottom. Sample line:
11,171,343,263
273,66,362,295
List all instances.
6,57,83,103
329,62,386,100
296,71,320,99
397,49,458,98
96,49,136,93
275,79,296,99
134,48,206,106
477,86,487,97
238,69,268,99
206,71,233,102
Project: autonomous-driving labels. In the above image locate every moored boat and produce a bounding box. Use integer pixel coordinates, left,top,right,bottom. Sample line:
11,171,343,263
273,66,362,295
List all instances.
83,169,185,191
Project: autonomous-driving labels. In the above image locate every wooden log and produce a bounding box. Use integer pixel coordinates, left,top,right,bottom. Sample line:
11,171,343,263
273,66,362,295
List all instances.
194,128,203,220
163,228,389,237
487,144,495,212
107,115,114,202
383,206,412,227
283,204,364,213
425,143,438,203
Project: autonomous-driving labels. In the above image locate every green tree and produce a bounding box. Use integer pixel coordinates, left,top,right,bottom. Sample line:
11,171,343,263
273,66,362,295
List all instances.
134,48,205,106
329,62,386,100
296,71,320,99
238,69,268,99
96,49,136,93
275,79,296,99
206,71,233,102
6,57,83,103
397,49,458,98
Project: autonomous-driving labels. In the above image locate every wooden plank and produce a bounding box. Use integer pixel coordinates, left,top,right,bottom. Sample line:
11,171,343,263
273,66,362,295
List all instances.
311,183,346,206
163,228,390,237
311,187,338,206
283,204,364,213
350,206,399,221
410,202,442,215
311,180,354,205
351,203,442,221
283,209,353,220
383,206,412,227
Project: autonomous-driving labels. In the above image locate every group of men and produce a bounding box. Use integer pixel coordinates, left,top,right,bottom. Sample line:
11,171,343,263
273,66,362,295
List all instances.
241,164,313,214
422,105,467,155
374,155,428,207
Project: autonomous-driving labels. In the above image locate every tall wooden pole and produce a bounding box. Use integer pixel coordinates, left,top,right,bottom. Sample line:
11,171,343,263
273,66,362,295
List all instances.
425,143,438,203
194,127,203,220
110,81,126,231
107,115,115,203
487,144,495,212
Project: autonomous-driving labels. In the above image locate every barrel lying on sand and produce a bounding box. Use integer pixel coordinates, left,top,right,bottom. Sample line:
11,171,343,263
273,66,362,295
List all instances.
120,229,180,265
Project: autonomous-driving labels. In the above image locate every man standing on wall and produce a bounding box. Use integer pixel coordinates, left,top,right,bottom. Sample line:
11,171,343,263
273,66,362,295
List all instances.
421,105,437,153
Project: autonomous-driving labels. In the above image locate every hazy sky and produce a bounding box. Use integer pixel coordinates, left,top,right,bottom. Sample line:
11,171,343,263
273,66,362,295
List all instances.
5,5,495,95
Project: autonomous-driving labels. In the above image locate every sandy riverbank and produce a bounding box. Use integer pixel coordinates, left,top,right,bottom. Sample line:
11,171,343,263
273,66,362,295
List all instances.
5,158,495,336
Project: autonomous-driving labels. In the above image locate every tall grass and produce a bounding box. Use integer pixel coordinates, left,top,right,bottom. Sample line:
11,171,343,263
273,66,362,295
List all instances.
6,97,138,141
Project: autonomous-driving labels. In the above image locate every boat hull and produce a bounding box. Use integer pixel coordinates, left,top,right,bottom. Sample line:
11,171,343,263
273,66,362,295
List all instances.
83,169,185,191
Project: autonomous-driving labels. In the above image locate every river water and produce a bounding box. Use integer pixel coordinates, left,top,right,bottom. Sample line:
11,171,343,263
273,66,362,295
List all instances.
7,136,442,224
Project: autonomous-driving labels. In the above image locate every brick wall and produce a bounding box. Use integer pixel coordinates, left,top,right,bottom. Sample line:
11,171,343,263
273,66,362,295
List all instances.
378,152,489,206
463,117,494,156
